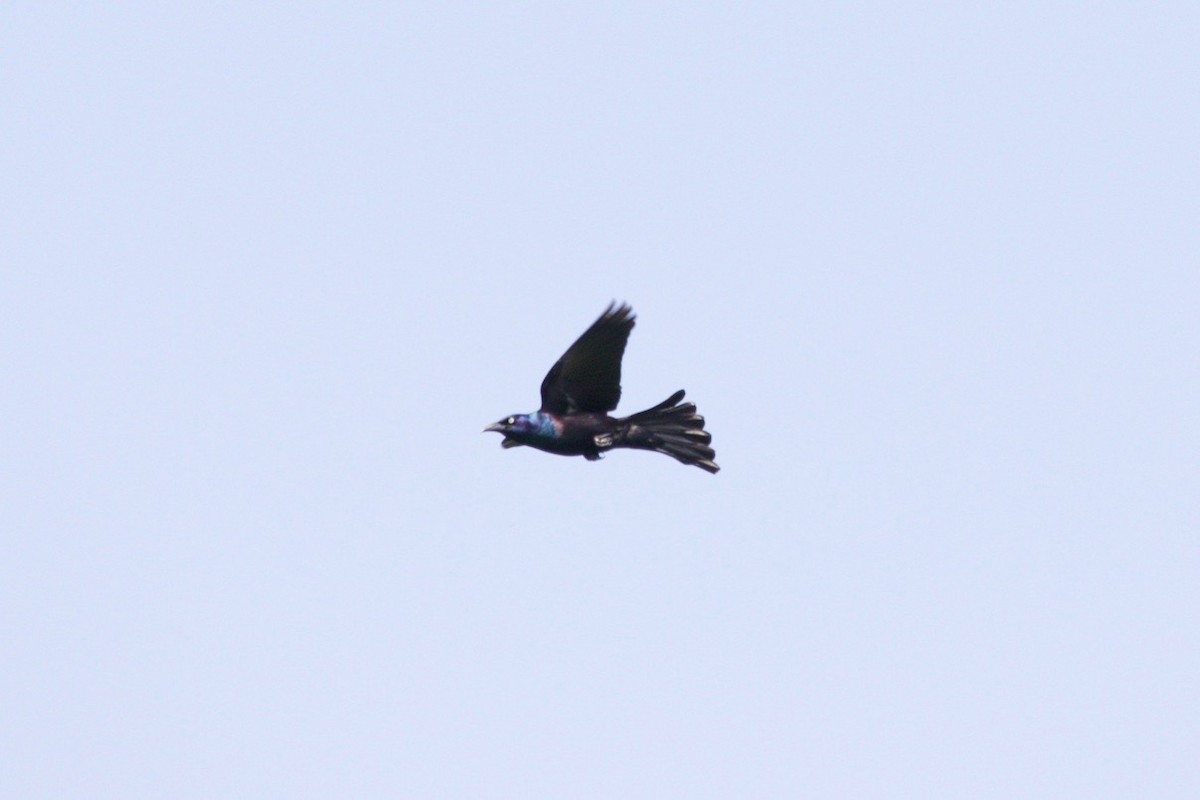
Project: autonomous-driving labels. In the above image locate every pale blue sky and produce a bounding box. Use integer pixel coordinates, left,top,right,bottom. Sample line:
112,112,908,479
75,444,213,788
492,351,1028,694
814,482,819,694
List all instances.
3,3,1197,797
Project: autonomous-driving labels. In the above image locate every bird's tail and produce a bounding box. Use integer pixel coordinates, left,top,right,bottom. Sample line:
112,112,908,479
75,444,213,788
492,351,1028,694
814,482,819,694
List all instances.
619,390,719,474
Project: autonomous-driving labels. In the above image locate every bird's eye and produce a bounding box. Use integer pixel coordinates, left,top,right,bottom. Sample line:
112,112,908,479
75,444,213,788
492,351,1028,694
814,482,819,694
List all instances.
506,416,516,425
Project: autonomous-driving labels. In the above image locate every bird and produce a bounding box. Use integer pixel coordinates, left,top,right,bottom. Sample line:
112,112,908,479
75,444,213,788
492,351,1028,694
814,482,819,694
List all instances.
484,302,719,473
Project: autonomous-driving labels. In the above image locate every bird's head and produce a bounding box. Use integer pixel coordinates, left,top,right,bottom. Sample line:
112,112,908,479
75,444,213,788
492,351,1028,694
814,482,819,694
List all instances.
484,413,533,448
483,412,556,448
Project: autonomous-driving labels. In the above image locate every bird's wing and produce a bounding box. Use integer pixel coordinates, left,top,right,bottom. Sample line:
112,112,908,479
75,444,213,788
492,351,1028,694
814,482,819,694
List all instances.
539,302,635,414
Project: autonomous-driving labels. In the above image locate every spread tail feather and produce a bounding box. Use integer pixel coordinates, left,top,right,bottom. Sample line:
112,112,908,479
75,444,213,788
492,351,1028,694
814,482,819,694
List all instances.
620,390,719,474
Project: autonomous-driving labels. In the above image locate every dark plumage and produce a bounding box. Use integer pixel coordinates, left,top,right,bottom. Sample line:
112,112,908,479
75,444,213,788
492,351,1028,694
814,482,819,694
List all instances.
484,303,719,473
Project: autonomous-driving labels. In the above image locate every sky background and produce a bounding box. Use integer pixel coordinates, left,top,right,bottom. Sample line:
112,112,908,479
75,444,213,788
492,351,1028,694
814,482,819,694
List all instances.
3,3,1197,797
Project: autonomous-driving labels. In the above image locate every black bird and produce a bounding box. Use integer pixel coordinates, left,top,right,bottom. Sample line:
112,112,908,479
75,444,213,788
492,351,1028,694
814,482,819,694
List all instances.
484,303,719,473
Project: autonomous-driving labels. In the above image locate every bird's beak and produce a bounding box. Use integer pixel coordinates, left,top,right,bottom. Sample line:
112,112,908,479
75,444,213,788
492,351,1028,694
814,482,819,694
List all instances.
483,422,505,433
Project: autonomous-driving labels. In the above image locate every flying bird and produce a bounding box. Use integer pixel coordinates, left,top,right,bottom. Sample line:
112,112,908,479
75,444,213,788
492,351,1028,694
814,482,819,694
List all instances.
484,303,718,473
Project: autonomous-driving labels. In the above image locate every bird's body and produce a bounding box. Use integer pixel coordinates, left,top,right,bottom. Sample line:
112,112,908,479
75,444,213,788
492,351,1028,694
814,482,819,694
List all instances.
485,303,718,473
498,411,604,458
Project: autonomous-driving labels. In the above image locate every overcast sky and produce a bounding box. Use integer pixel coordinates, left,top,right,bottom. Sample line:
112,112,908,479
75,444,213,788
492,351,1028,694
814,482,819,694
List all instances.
3,3,1197,797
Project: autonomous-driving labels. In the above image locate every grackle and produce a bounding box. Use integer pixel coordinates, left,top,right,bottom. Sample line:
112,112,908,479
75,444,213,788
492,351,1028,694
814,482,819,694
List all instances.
484,303,718,473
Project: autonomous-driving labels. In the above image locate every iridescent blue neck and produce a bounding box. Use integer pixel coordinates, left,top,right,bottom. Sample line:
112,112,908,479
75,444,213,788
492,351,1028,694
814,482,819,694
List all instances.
525,411,558,440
